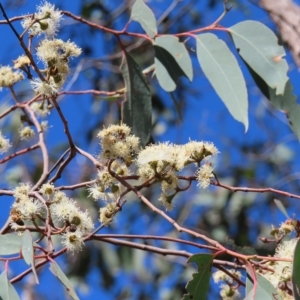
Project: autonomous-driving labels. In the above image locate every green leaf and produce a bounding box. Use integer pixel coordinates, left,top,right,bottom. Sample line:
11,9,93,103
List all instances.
274,199,290,219
196,33,248,130
229,20,288,95
0,270,20,300
131,0,157,38
246,272,282,300
246,61,300,140
21,230,39,284
154,35,193,92
121,50,152,148
0,234,22,255
50,261,79,300
292,239,300,300
182,254,213,300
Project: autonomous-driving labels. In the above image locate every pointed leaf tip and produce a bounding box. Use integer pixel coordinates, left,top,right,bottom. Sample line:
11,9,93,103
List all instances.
131,0,157,38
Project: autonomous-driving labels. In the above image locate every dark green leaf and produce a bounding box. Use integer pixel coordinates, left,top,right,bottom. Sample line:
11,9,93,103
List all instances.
0,234,22,255
196,33,248,130
121,50,152,148
182,254,213,300
50,261,79,300
21,230,38,284
247,62,300,140
246,272,282,300
154,35,193,92
131,0,157,38
0,271,20,300
292,239,300,300
229,20,288,95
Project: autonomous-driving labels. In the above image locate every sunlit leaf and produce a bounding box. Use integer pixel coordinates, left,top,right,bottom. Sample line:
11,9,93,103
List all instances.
22,230,39,284
182,254,213,300
196,33,248,130
229,20,288,95
131,0,157,38
50,261,79,300
292,239,300,300
0,270,20,300
0,234,22,255
274,199,290,219
246,272,282,300
154,35,193,92
121,50,152,147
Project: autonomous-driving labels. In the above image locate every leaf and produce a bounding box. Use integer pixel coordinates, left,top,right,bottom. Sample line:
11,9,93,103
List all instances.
131,0,157,38
196,33,248,130
154,35,193,92
21,230,39,284
246,272,282,300
121,50,152,148
246,61,300,140
229,20,288,95
0,270,20,300
182,254,213,300
0,234,22,255
50,261,79,300
274,199,290,219
292,239,300,300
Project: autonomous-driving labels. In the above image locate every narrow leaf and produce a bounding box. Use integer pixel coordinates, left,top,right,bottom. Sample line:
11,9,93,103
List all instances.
182,254,213,300
0,234,22,255
0,270,20,300
292,239,300,300
274,199,290,219
50,261,79,300
21,230,39,284
229,20,288,95
196,33,248,130
247,61,300,140
154,35,193,92
131,0,157,38
246,272,282,300
121,50,152,148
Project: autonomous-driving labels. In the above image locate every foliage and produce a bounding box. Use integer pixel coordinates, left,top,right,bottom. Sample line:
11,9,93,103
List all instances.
0,0,300,299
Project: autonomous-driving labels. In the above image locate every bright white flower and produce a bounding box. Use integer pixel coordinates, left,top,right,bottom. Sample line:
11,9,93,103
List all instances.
185,140,219,163
14,182,31,201
50,198,78,223
31,102,51,117
41,121,51,132
21,1,62,38
0,131,12,154
36,39,81,65
0,66,24,87
13,55,31,69
52,190,68,203
40,182,55,197
12,197,44,219
68,209,94,234
19,126,35,140
196,163,214,189
61,230,84,253
30,78,58,96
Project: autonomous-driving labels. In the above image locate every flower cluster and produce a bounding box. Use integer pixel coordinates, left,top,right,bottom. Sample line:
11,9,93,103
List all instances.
136,140,218,209
11,182,94,253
